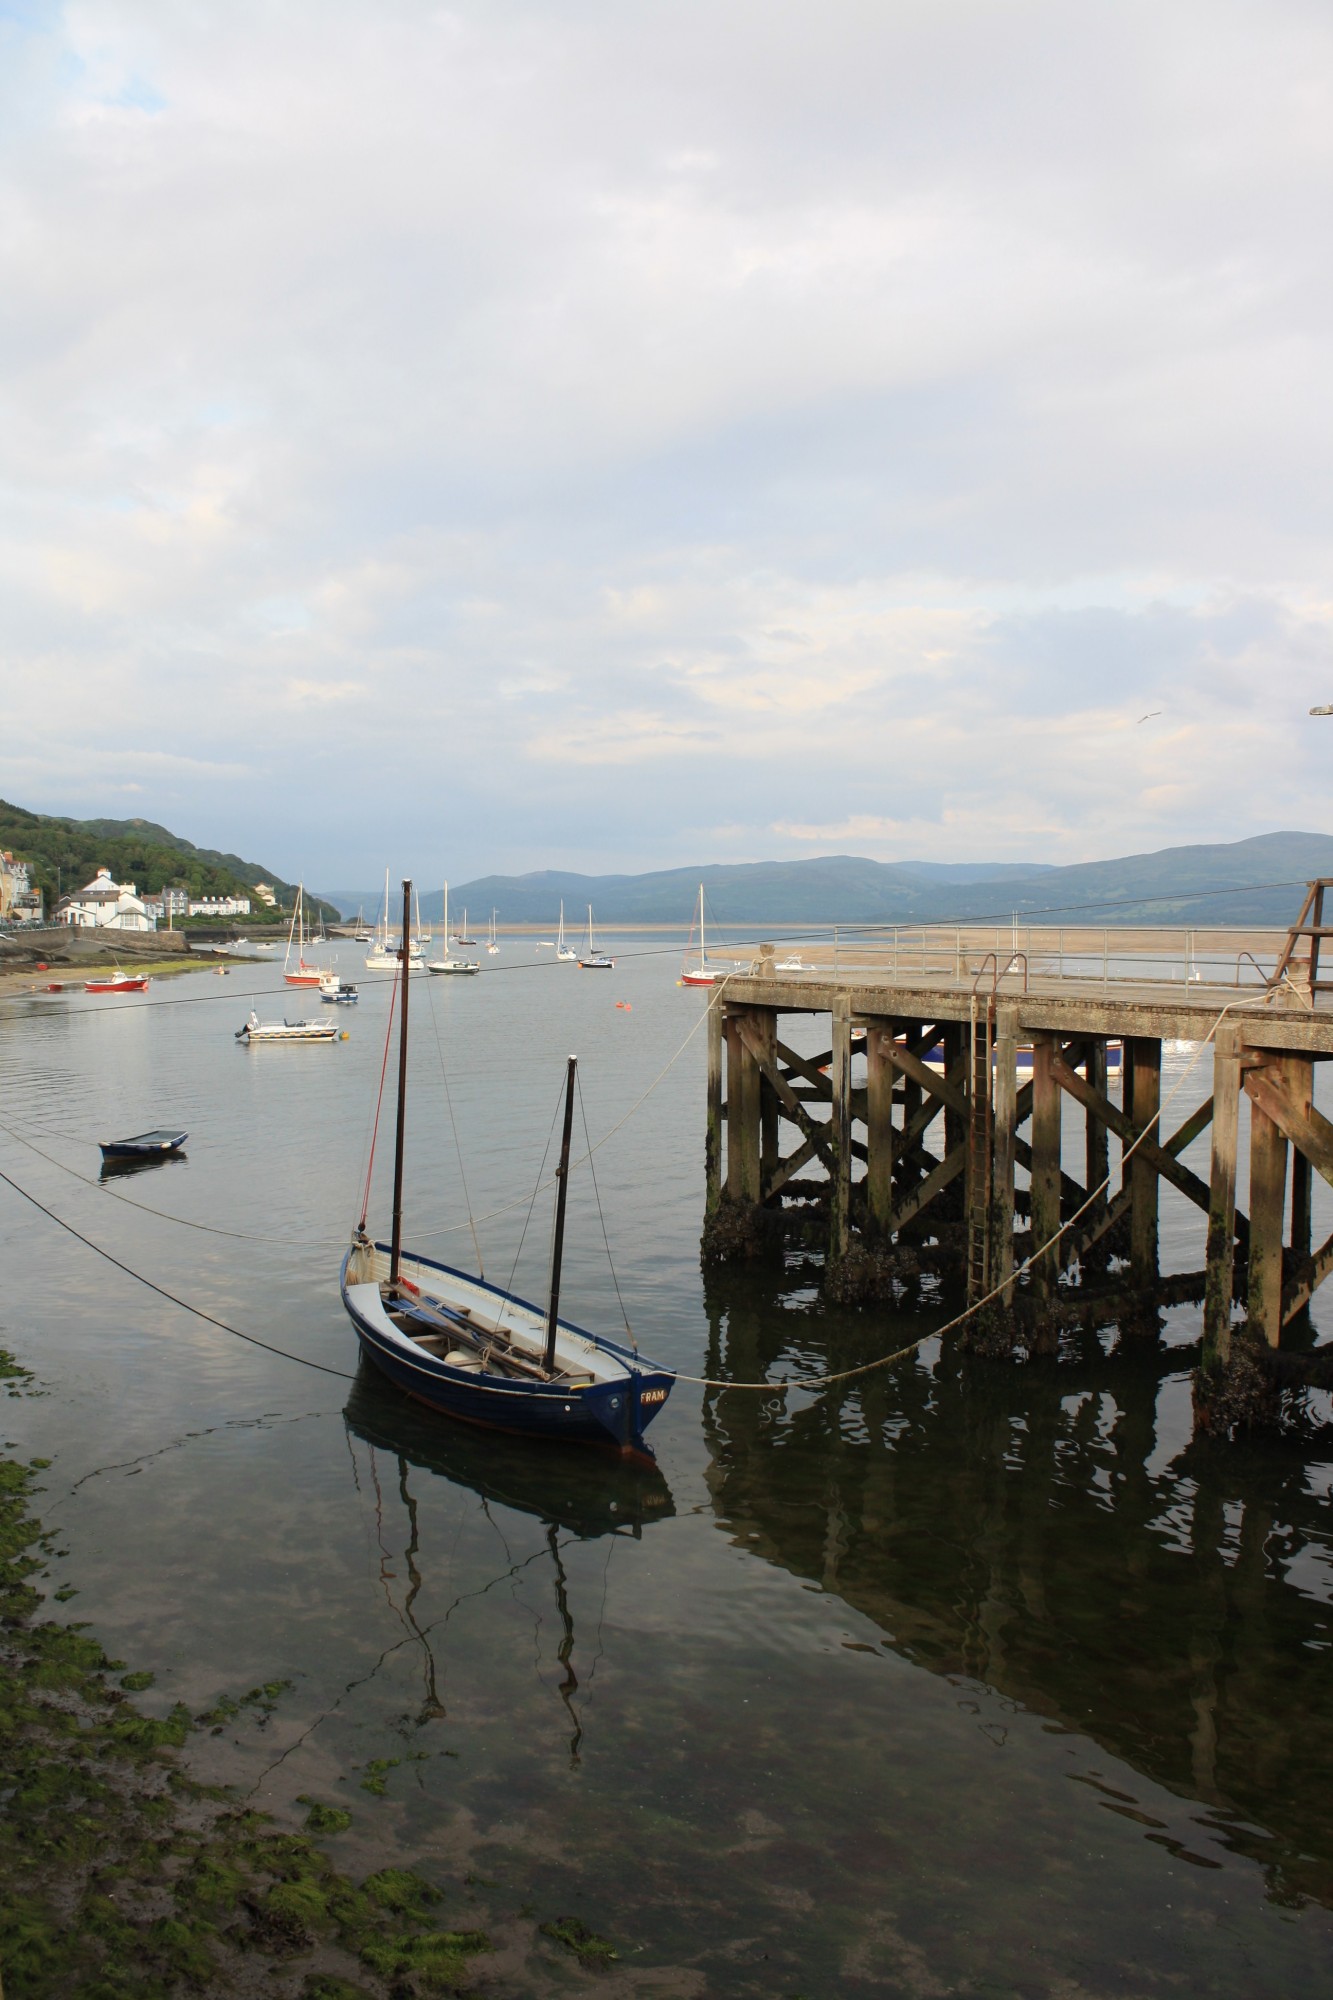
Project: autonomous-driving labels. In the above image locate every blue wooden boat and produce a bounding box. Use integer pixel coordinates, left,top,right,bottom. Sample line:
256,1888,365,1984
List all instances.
99,1128,188,1162
340,878,675,1455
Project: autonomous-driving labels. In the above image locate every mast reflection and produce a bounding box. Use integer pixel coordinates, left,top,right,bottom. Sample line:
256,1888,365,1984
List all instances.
344,1362,674,1758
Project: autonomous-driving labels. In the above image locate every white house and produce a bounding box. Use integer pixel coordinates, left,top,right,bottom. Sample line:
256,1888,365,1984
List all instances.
0,852,43,924
188,894,252,918
58,868,157,932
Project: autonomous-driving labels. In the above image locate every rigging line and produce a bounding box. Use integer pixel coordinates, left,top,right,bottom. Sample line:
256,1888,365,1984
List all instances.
576,1070,635,1350
423,973,485,1278
0,1162,355,1381
495,1076,567,1326
667,989,1280,1394
357,976,399,1231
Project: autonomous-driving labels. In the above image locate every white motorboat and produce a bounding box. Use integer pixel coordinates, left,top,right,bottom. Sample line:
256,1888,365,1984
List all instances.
236,1010,341,1044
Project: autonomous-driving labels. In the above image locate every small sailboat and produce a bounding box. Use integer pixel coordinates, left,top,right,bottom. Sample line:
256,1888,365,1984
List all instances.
486,909,500,956
427,883,480,976
454,907,477,946
680,883,733,987
283,885,330,987
578,906,614,970
341,882,674,1452
556,901,576,963
366,868,424,971
352,904,373,944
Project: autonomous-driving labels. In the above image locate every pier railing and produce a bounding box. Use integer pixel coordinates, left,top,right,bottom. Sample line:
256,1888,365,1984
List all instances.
742,924,1291,996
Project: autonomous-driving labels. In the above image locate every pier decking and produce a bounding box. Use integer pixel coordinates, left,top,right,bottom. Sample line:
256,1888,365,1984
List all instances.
702,898,1333,1428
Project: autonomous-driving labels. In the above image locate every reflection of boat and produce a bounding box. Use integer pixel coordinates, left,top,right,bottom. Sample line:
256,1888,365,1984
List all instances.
341,880,674,1451
344,1359,673,1754
578,905,614,970
427,883,479,975
99,1150,187,1181
343,1361,675,1537
236,1010,339,1044
99,1128,187,1163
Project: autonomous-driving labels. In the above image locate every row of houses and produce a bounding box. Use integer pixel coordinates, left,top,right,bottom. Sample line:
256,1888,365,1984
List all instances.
0,852,44,925
54,869,254,931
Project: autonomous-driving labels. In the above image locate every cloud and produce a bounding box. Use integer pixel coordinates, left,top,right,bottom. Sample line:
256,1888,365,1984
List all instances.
0,0,1329,881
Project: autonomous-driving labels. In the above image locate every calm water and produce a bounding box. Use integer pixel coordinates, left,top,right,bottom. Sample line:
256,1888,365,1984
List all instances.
3,939,1333,1997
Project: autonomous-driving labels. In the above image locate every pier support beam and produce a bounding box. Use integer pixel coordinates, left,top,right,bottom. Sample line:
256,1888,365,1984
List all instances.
1202,1023,1242,1375
1029,1033,1062,1304
864,1017,897,1242
990,1004,1019,1306
830,995,853,1265
705,993,723,1217
1127,1037,1162,1291
1247,1060,1289,1348
1082,1042,1110,1277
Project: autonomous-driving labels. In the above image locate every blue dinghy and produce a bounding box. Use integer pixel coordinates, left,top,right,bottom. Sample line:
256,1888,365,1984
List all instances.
339,878,675,1455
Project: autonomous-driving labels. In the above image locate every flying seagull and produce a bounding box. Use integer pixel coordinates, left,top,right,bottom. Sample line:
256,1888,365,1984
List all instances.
1137,710,1162,723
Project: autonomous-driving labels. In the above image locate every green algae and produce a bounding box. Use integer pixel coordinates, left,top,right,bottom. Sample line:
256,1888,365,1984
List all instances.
0,1347,495,1999
540,1915,619,1965
300,1794,354,1836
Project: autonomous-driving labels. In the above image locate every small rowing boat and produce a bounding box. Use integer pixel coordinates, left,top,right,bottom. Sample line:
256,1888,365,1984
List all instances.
99,1128,187,1162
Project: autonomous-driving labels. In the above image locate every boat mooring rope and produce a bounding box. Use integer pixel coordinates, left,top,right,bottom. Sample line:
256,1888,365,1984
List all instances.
0,1162,355,1380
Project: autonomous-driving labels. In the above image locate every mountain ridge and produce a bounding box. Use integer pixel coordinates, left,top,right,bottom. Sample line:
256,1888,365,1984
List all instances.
326,833,1333,929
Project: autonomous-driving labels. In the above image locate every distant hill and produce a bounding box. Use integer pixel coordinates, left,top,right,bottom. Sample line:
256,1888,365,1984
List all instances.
0,800,337,923
329,834,1333,929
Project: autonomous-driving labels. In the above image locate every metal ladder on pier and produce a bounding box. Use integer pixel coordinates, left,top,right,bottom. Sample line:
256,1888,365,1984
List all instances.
966,993,994,1302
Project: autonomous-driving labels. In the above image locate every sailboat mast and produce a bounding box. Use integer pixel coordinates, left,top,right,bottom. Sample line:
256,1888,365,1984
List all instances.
543,1056,578,1373
389,877,412,1290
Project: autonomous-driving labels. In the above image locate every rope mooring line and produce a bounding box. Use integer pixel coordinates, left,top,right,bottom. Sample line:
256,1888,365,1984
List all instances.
0,1163,355,1381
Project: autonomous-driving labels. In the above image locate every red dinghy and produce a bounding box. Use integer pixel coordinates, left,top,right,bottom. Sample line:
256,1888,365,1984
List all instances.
85,974,149,994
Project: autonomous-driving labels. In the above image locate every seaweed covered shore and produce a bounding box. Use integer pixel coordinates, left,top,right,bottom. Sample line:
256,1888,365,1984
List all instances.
0,1348,634,1999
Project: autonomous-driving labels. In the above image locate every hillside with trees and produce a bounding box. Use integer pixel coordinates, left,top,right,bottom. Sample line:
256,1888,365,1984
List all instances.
0,800,337,924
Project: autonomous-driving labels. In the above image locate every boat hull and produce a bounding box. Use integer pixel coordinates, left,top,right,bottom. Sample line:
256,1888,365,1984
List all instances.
85,977,149,993
340,1245,673,1452
99,1129,187,1160
680,968,715,986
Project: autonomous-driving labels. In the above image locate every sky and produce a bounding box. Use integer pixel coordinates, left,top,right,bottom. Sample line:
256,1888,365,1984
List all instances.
1,0,1331,892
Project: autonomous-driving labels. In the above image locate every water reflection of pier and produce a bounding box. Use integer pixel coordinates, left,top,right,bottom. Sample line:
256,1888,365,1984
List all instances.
703,1273,1333,1910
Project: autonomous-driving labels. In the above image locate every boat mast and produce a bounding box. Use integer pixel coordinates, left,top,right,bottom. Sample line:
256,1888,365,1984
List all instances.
389,877,412,1291
543,1056,578,1373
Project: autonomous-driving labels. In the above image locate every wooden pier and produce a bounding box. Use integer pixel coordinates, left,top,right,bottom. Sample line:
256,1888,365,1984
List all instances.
702,897,1333,1428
